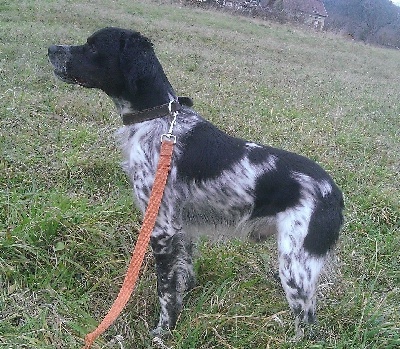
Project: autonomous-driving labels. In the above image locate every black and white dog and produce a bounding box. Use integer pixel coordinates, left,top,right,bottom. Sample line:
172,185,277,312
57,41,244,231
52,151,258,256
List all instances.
48,27,344,337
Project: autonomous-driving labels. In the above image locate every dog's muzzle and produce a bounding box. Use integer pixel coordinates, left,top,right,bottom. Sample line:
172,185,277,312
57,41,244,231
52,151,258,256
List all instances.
48,45,75,83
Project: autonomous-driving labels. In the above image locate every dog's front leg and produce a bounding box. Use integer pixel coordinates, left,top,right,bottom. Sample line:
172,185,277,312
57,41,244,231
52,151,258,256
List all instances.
150,228,195,337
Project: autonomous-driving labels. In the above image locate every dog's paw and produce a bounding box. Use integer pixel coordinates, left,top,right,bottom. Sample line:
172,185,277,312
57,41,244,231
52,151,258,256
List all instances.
150,326,170,338
152,336,173,349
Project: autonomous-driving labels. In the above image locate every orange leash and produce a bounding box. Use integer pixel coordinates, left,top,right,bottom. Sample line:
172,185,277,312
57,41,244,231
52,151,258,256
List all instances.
83,138,175,349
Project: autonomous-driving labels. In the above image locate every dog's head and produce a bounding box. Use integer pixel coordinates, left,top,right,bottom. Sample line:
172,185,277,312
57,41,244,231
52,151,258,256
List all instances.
48,27,169,107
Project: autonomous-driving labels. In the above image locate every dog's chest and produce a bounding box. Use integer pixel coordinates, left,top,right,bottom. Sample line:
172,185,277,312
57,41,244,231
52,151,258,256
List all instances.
117,124,163,210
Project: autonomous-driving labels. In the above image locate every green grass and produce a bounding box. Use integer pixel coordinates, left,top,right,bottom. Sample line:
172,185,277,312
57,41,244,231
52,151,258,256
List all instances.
1,0,399,348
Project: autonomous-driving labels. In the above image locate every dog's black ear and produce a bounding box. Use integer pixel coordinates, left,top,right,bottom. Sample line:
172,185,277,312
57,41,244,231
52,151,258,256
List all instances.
119,31,155,96
119,30,154,54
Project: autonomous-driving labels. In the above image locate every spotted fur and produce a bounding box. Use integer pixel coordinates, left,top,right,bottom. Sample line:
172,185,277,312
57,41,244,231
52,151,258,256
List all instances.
48,27,344,338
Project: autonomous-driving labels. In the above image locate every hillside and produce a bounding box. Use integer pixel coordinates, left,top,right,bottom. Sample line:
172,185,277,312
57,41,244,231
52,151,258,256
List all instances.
189,0,400,47
325,0,400,48
1,0,399,348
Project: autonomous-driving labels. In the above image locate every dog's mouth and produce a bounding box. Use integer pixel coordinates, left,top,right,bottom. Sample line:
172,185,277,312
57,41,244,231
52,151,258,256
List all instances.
52,69,74,83
51,67,92,88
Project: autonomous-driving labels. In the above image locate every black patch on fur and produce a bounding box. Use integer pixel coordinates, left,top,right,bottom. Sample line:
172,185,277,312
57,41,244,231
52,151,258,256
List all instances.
177,121,246,182
248,146,268,164
304,187,344,256
251,161,301,217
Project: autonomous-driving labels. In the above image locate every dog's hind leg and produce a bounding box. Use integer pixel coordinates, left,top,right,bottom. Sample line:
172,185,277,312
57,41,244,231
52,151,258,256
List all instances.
276,205,326,338
150,227,195,337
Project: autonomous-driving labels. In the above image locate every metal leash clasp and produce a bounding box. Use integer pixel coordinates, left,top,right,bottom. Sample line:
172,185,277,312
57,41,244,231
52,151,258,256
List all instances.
161,100,178,143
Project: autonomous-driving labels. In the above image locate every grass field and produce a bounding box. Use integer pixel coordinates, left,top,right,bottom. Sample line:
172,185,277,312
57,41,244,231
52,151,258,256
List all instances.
1,0,399,348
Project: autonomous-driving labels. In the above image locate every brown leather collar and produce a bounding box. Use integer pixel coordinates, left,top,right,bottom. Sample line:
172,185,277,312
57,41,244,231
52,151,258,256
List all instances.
122,97,193,125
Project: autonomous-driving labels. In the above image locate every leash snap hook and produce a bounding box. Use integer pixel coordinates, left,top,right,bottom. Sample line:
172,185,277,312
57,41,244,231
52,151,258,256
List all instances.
161,133,176,144
161,100,179,143
161,115,177,143
168,100,179,116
